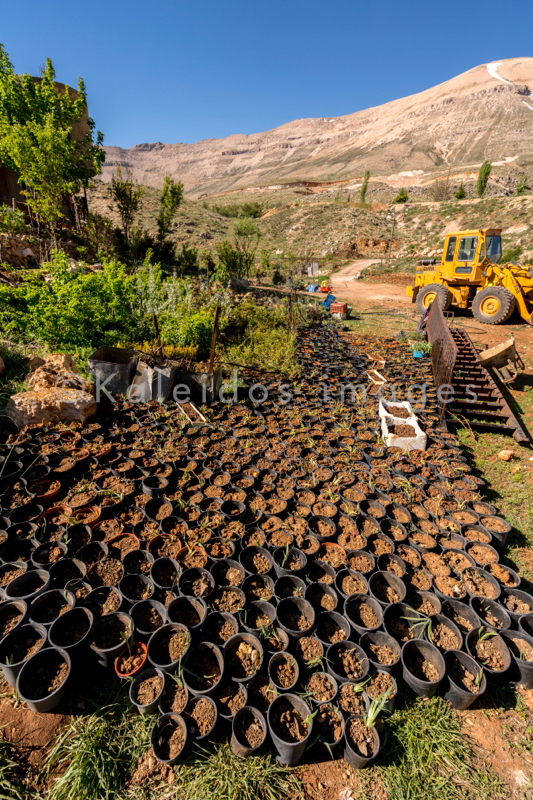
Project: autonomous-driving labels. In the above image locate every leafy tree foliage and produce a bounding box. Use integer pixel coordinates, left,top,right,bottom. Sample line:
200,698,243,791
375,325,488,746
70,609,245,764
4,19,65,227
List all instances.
393,188,408,204
360,170,370,203
476,161,492,197
455,182,466,199
156,174,183,241
110,164,145,244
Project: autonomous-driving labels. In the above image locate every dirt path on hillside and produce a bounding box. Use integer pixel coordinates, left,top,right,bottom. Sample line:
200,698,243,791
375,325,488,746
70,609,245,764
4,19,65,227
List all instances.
330,259,411,307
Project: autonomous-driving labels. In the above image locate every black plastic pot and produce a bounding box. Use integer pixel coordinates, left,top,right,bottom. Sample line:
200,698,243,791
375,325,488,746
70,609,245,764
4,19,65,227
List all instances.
304,581,339,615
314,610,351,647
268,651,299,692
201,611,239,647
224,632,264,684
130,599,167,641
90,611,133,668
29,588,76,628
305,561,336,586
183,695,218,741
276,597,315,639
268,693,313,766
119,574,155,606
130,666,166,714
443,650,487,709
363,669,397,713
151,557,181,591
500,588,533,624
343,714,380,769
360,631,401,675
147,622,191,671
123,549,154,576
240,600,276,636
344,594,383,636
31,541,68,569
231,706,267,757
334,569,369,601
275,575,306,599
401,639,445,698
470,596,510,633
48,607,94,658
424,613,463,653
272,547,307,579
4,568,50,603
17,646,71,712
0,599,27,640
0,622,47,687
182,642,224,696
368,571,406,608
178,568,214,601
465,628,511,677
167,596,207,635
326,641,369,684
441,599,481,636
377,553,406,578
49,558,88,589
151,713,188,765
82,585,124,619
142,475,169,497
500,630,533,689
460,567,501,601
306,669,338,706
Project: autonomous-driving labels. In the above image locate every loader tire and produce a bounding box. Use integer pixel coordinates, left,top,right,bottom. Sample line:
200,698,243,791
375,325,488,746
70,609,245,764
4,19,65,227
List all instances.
416,283,452,314
472,287,516,325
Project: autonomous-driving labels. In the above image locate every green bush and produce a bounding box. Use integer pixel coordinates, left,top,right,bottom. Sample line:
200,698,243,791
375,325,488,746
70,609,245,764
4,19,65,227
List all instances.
212,201,263,219
0,203,26,234
455,182,466,200
501,245,522,263
161,309,215,353
394,188,408,204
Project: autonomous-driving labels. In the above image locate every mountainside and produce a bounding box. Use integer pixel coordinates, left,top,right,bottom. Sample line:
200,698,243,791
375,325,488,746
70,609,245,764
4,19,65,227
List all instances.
100,58,533,198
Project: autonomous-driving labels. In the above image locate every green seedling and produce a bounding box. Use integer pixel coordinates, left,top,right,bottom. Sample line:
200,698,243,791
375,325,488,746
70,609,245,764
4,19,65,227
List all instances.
362,690,390,729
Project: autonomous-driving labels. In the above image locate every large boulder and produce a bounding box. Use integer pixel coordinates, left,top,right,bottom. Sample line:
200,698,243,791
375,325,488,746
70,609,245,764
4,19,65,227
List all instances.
6,387,96,428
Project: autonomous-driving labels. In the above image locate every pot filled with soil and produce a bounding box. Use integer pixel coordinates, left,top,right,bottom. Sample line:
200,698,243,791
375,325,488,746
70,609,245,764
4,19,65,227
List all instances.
326,641,369,684
441,599,481,636
239,546,274,577
363,669,397,713
314,610,350,646
268,652,299,692
119,574,155,606
231,706,268,757
461,567,500,601
401,639,445,698
443,649,486,709
338,681,370,719
224,633,263,683
115,641,148,678
267,693,313,766
4,569,50,604
276,597,314,639
131,599,167,641
123,549,154,576
487,563,520,590
167,595,207,633
465,627,511,676
82,585,123,618
147,623,191,671
305,561,336,586
90,611,133,668
182,642,224,696
0,622,47,687
17,645,71,713
178,568,215,601
313,703,345,754
368,571,406,608
159,675,189,715
0,599,27,640
334,569,368,601
183,695,218,742
29,589,76,629
272,546,307,578
304,582,338,614
151,712,187,765
500,589,533,623
360,631,401,675
425,613,463,653
150,557,181,592
130,666,166,714
306,670,338,706
344,713,380,769
344,594,383,637
500,630,533,688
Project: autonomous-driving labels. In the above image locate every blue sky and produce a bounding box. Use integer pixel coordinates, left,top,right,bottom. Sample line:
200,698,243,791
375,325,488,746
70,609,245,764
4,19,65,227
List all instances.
2,0,532,148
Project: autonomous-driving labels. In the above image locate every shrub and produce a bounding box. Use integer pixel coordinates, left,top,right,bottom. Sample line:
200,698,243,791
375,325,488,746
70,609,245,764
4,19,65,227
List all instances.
0,203,25,234
455,182,466,200
394,188,408,204
501,245,522,263
476,161,492,197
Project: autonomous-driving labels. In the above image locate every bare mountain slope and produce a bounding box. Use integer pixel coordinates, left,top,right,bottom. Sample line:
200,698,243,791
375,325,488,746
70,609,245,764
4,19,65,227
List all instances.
101,58,533,197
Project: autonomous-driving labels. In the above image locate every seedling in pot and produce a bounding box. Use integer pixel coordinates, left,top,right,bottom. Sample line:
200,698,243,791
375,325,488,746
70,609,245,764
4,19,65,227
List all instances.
477,626,497,643
401,610,429,639
473,668,484,689
361,691,390,730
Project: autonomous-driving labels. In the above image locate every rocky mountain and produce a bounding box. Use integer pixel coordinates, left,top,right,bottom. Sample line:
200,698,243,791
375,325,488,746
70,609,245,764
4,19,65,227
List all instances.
100,58,533,198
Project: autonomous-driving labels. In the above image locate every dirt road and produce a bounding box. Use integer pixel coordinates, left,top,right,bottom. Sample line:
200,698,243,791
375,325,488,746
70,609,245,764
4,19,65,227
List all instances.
329,260,411,308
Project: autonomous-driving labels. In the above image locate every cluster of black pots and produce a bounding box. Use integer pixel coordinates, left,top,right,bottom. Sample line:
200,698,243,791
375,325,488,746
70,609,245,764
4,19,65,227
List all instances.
0,324,531,767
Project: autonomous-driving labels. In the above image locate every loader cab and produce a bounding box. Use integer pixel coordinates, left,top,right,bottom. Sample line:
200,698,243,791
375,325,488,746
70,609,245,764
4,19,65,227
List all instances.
440,229,502,283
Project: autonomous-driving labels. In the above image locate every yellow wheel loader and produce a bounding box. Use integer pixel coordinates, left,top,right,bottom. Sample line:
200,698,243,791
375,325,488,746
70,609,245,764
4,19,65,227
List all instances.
407,229,533,325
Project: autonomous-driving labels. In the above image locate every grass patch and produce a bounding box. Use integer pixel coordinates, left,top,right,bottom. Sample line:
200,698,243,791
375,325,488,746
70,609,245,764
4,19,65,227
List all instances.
43,678,155,800
367,694,503,800
0,735,24,800
169,741,302,800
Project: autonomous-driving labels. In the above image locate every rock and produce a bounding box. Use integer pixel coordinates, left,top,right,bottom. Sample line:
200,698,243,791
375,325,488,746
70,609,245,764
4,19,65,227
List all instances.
498,449,515,461
43,353,79,373
6,388,96,428
0,356,4,374
28,368,94,396
24,355,46,372
22,247,34,257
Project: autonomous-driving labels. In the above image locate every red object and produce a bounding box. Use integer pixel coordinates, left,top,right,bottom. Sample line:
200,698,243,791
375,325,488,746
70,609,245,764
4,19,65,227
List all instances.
330,303,348,313
115,642,148,678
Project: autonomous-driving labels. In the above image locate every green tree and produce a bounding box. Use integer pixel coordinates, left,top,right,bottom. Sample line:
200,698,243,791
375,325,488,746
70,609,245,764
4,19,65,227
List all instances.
0,45,105,244
156,174,183,242
517,174,528,196
215,240,246,285
360,170,370,203
394,188,408,204
455,182,466,200
476,160,492,197
110,164,145,244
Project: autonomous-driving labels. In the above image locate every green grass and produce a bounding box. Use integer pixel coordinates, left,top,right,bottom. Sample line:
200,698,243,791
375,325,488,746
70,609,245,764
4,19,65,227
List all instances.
43,677,155,800
361,694,503,800
168,741,302,800
0,736,25,800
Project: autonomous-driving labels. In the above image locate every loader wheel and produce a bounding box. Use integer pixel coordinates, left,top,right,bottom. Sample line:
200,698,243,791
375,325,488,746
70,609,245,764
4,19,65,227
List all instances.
416,283,452,314
472,287,516,325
